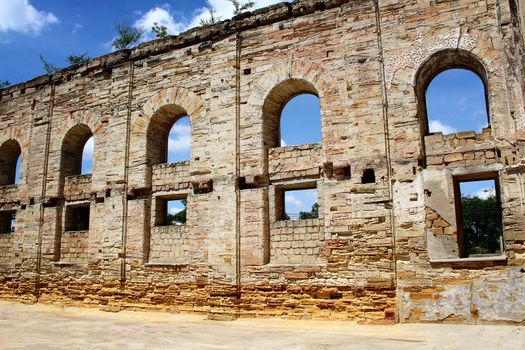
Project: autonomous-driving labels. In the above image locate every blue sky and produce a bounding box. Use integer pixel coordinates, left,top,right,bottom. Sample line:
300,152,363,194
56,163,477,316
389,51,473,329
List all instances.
426,68,488,134
81,137,94,175
460,180,496,199
285,189,317,218
0,1,289,84
168,199,186,217
167,116,191,164
4,2,490,216
280,94,321,147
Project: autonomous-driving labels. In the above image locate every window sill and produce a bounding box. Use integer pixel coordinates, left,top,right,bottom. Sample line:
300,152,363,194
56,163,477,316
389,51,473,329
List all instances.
64,230,89,234
145,262,189,266
429,254,508,268
255,263,325,272
144,262,189,270
0,184,18,189
430,255,507,263
152,161,190,170
53,261,88,268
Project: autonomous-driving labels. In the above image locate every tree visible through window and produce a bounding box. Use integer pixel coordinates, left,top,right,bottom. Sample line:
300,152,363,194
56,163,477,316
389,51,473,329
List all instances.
283,188,318,220
456,178,502,257
280,94,321,147
167,199,187,225
426,69,488,135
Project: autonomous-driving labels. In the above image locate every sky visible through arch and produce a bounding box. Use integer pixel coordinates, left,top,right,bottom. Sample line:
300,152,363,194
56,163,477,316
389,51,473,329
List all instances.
81,137,94,175
15,156,21,185
426,68,488,135
1,1,491,211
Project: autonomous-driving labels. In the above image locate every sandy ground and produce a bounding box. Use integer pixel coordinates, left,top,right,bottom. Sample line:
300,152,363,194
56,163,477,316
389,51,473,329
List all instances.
0,301,523,350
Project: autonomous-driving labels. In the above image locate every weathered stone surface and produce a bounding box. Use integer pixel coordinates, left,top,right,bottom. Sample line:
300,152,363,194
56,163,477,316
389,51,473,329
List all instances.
0,0,524,325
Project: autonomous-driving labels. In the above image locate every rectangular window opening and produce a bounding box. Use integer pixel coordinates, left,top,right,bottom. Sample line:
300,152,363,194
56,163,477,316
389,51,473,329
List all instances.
454,176,503,258
65,205,90,232
156,197,187,226
280,188,318,221
0,211,16,234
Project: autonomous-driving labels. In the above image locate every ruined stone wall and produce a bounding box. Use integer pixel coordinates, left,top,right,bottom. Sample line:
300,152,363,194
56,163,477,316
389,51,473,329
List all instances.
380,0,525,324
0,0,523,324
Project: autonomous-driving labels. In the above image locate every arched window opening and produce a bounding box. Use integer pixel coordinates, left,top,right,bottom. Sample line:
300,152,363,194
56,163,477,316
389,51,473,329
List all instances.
426,69,488,135
416,50,489,136
280,94,321,147
147,105,190,165
81,136,94,175
0,140,22,186
61,124,93,179
262,79,320,149
167,115,191,163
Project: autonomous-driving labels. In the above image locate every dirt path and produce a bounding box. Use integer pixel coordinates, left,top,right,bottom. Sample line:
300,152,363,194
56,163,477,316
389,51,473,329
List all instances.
0,301,522,350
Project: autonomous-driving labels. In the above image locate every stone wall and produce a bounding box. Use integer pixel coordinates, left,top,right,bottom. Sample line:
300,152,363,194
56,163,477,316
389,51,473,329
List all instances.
0,233,15,262
268,144,322,181
269,218,325,265
63,175,92,201
0,0,524,324
60,230,89,264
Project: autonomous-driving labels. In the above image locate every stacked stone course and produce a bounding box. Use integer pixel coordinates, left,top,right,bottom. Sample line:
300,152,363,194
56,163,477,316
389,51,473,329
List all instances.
0,0,524,324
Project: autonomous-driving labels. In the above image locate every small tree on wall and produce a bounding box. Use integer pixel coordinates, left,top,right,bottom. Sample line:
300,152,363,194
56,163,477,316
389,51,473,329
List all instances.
200,5,222,25
39,55,59,75
229,0,255,15
0,80,10,89
152,22,168,38
66,53,90,66
112,21,143,50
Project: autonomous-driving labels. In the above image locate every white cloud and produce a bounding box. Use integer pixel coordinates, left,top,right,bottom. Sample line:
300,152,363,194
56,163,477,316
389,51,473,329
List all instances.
132,0,290,42
0,0,58,35
134,4,186,41
473,187,496,200
280,139,287,147
169,206,183,215
168,123,191,155
428,119,457,135
188,0,288,29
285,194,304,209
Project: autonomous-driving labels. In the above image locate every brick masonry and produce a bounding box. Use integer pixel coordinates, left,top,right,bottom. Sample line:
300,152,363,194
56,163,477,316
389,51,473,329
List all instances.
0,0,524,324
